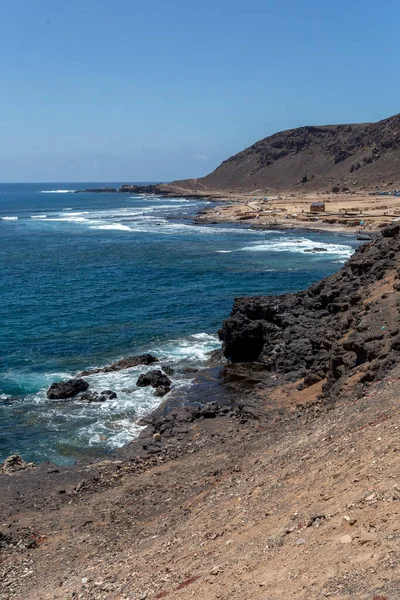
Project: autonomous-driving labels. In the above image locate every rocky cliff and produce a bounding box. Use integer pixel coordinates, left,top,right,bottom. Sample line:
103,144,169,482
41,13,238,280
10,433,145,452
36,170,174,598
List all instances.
219,223,400,400
169,113,400,193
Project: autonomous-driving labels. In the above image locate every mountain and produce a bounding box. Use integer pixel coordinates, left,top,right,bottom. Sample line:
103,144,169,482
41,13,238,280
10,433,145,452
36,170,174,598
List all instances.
168,113,400,194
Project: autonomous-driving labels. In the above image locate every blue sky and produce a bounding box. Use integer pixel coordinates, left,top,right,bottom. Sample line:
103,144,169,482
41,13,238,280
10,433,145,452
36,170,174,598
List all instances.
0,0,399,182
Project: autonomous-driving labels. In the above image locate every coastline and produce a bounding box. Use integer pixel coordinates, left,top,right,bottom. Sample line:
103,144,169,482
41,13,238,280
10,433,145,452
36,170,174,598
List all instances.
79,183,400,235
3,224,400,598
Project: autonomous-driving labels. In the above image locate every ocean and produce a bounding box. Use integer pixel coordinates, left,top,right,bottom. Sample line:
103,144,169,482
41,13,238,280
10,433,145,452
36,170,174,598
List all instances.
0,183,360,465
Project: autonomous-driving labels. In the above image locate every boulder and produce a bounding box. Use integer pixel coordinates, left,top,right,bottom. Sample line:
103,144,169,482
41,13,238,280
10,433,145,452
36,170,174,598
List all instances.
136,370,172,390
0,454,34,474
47,378,89,400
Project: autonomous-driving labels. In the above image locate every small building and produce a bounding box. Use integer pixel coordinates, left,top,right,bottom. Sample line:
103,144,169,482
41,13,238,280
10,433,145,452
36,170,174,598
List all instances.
310,202,326,213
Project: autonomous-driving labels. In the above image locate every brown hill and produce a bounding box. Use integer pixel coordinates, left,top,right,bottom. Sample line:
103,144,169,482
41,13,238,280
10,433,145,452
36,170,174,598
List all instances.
168,113,400,194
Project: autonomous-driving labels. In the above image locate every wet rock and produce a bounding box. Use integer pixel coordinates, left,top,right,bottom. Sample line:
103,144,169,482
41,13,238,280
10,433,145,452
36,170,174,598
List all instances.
205,349,227,367
78,354,159,376
79,390,117,403
161,365,175,376
47,378,89,400
154,386,171,397
100,389,117,399
304,247,328,253
136,370,172,390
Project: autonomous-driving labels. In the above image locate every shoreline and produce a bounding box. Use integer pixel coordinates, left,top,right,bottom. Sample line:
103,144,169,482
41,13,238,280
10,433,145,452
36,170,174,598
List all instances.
0,198,361,467
2,225,400,598
78,184,400,235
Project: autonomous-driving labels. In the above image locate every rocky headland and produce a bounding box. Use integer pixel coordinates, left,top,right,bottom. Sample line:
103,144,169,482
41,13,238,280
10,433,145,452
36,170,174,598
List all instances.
2,226,400,599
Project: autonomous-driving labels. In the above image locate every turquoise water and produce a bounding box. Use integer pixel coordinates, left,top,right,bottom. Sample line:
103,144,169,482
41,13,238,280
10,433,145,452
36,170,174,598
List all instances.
0,183,360,464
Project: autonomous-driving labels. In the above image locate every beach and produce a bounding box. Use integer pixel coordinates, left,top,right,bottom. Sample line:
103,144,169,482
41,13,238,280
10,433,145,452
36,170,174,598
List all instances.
190,189,400,234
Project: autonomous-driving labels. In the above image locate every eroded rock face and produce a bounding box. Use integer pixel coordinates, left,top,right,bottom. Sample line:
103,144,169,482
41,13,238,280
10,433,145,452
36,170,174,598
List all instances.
47,378,89,400
136,370,172,390
0,455,35,474
219,227,400,399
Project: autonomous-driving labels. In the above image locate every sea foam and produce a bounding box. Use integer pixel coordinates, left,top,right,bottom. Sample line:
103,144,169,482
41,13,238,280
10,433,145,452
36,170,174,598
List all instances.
241,237,354,258
40,189,76,194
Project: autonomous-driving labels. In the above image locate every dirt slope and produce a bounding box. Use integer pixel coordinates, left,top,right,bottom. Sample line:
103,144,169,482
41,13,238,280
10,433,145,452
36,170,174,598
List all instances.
168,113,400,193
1,365,400,600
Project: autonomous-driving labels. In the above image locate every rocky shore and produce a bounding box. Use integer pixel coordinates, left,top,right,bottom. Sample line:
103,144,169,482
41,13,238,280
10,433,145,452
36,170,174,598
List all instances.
2,225,400,599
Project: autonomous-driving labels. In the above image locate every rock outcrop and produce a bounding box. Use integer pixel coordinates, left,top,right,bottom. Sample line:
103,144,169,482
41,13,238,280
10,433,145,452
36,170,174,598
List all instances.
78,354,158,377
0,454,35,474
136,370,172,396
78,390,117,403
219,225,400,399
47,378,89,400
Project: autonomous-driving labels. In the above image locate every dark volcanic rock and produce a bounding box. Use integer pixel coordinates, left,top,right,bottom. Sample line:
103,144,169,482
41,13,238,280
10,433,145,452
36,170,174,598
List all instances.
154,386,171,397
304,247,328,253
219,226,400,399
161,365,175,376
79,390,117,403
78,354,159,377
136,370,172,390
47,378,89,400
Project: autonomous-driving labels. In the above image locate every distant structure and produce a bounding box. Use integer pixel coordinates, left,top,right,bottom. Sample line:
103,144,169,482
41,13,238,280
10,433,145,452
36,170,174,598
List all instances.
310,201,326,213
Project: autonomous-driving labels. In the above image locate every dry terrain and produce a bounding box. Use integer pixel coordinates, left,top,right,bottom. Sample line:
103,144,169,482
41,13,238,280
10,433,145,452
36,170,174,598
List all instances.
193,191,400,233
1,364,400,600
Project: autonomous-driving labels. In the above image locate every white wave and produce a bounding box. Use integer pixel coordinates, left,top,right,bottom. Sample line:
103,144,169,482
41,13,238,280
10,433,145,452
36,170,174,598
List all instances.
1,216,18,220
6,331,221,456
31,214,47,219
40,189,76,194
241,237,354,258
63,211,89,216
150,332,220,363
47,216,96,224
90,223,132,231
216,250,232,253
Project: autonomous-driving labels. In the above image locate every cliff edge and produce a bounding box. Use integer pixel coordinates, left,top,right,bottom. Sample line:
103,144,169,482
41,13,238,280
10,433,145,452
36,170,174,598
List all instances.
220,223,400,401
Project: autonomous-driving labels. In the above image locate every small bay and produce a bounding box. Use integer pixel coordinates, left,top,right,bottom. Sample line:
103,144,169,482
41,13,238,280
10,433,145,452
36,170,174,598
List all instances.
0,183,360,464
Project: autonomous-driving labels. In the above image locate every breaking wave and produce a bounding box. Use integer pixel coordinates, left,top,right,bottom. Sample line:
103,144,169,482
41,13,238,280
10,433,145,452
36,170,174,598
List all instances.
241,237,354,258
40,189,76,194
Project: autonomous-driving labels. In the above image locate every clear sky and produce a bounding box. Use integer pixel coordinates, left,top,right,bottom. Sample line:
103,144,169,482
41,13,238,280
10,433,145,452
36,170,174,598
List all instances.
1,0,399,182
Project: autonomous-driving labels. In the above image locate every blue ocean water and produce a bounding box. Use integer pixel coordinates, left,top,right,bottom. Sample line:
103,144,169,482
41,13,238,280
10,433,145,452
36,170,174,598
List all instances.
0,183,360,464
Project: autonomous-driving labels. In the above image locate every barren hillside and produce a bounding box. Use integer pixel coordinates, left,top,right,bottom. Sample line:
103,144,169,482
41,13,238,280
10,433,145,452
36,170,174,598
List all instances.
168,113,400,194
